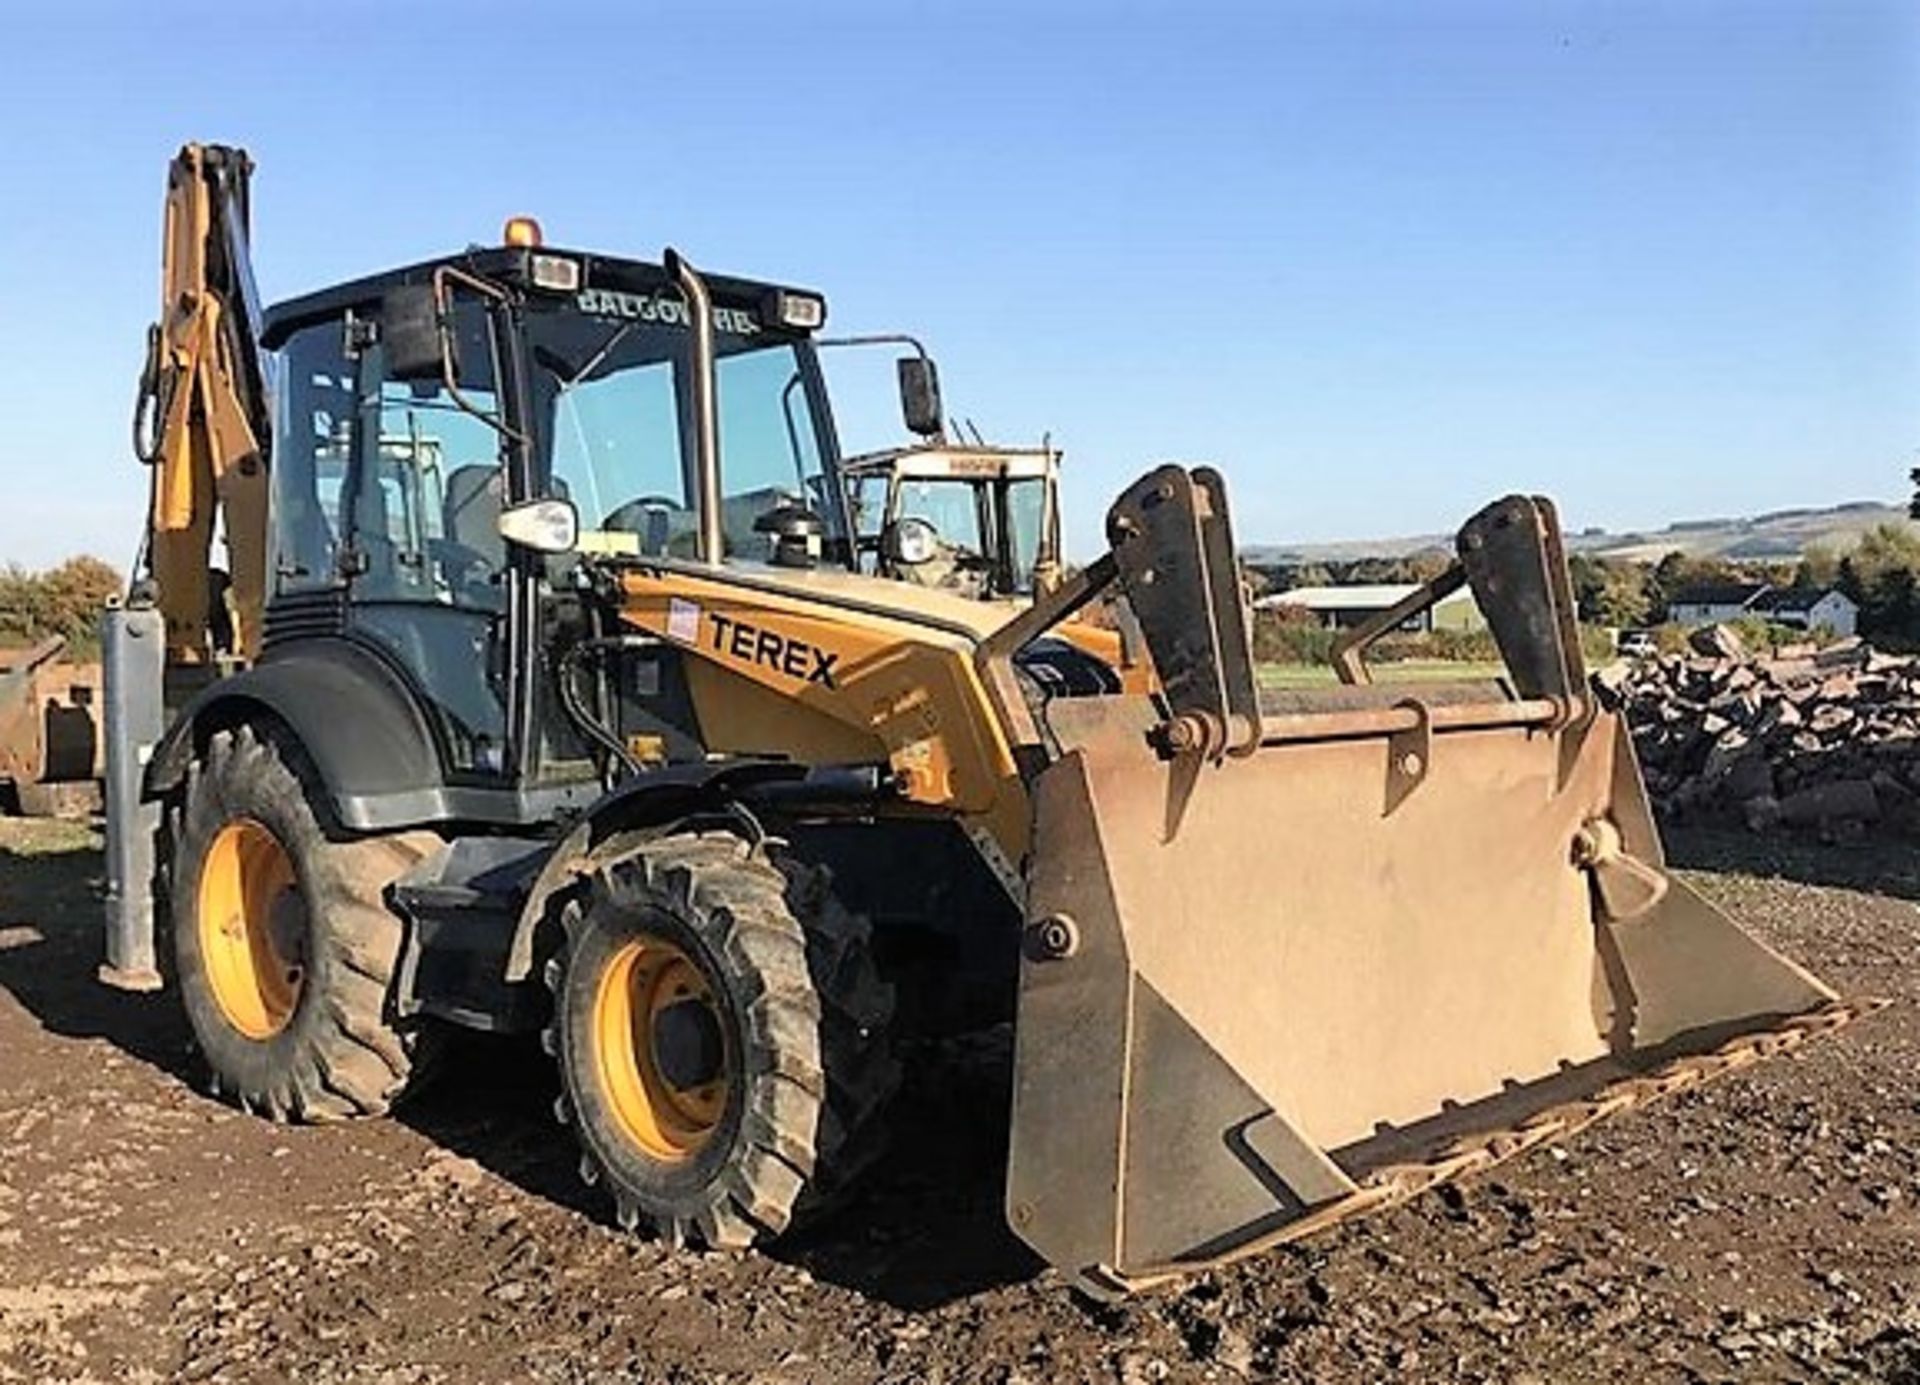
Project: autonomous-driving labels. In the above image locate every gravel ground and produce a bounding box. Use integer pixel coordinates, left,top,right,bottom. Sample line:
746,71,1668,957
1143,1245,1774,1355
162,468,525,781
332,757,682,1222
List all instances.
1,818,1917,1384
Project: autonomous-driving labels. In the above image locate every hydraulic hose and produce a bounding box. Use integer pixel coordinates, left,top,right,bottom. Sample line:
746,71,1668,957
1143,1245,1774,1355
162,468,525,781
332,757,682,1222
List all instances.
554,636,658,786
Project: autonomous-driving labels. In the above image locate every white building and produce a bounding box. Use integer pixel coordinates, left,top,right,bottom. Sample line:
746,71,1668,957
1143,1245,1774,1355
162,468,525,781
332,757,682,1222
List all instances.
1665,582,1769,626
1749,587,1859,637
1666,582,1858,638
1256,583,1485,633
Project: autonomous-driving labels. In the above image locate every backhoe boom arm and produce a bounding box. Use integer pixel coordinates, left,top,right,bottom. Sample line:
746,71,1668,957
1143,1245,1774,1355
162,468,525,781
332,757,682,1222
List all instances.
132,142,271,665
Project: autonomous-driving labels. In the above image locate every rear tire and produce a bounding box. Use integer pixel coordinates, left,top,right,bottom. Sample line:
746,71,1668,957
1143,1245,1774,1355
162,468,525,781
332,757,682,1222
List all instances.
545,831,898,1248
169,723,438,1121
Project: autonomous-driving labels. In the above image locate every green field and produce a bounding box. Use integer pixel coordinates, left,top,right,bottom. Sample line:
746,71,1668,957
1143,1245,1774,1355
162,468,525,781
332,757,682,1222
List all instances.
1257,660,1506,689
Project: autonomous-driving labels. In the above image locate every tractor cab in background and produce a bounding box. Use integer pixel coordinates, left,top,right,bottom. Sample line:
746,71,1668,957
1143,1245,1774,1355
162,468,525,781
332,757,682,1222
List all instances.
842,442,1063,599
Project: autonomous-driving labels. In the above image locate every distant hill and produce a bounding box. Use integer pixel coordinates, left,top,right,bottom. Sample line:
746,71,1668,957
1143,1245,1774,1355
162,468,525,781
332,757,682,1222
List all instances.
1245,500,1914,567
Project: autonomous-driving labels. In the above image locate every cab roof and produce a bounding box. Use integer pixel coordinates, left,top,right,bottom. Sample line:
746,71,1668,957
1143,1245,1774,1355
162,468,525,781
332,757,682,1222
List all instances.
260,244,823,350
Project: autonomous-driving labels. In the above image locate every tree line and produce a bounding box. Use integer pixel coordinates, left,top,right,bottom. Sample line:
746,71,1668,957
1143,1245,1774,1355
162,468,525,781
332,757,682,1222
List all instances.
0,556,122,658
1249,523,1920,646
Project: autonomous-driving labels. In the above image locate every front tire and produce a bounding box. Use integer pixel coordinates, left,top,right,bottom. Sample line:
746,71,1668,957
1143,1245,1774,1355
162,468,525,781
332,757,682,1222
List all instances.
169,724,437,1121
545,831,898,1248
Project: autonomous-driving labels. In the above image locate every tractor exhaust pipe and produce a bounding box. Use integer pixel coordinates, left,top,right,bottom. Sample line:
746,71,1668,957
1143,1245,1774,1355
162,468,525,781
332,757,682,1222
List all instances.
665,248,723,566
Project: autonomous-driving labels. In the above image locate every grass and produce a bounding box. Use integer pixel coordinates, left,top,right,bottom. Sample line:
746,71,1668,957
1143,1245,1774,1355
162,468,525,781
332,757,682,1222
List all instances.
1257,659,1506,689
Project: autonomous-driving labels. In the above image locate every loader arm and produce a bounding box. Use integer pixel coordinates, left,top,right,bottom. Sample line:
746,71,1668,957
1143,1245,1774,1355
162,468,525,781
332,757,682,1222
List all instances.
132,143,272,667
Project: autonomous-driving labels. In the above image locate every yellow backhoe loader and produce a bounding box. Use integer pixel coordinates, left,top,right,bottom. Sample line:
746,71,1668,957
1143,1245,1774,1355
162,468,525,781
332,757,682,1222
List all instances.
99,143,1865,1295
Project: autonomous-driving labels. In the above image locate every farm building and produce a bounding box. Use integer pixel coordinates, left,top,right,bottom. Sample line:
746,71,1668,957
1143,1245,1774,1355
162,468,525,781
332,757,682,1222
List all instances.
1666,582,1858,637
1255,583,1486,632
1748,587,1859,637
1666,581,1771,626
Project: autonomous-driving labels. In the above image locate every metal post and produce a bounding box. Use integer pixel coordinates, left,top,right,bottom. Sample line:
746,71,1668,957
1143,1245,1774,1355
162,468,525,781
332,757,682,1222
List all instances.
99,600,165,992
666,248,723,566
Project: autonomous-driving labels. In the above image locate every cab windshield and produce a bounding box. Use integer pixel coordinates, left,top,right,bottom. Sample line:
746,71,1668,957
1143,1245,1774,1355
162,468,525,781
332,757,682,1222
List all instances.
867,473,1050,596
525,301,837,561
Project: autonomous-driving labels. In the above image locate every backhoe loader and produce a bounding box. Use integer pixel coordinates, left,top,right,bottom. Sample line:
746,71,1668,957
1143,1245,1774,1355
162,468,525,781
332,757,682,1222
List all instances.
100,143,1864,1294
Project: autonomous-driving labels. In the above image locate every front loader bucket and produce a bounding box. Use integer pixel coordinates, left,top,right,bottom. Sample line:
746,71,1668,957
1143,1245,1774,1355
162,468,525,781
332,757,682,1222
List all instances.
1006,696,1852,1293
997,470,1860,1295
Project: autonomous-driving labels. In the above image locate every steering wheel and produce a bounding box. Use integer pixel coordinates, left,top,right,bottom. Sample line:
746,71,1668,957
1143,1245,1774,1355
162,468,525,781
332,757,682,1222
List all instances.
602,495,693,558
602,495,684,528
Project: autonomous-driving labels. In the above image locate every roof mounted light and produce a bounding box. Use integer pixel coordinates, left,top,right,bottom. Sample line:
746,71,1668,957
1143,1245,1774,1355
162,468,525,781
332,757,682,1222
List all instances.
529,253,580,292
503,216,543,248
764,289,827,332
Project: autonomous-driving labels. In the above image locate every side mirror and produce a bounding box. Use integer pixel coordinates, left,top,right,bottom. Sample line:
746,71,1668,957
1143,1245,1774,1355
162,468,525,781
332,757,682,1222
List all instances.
897,356,944,438
382,284,448,383
498,498,578,554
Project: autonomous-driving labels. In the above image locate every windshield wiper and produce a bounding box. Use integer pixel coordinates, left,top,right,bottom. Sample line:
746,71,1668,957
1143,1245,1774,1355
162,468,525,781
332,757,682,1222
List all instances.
535,321,638,394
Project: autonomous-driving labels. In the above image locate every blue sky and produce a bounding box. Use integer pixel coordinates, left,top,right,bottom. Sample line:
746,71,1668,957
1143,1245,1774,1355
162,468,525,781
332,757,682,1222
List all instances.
0,0,1914,569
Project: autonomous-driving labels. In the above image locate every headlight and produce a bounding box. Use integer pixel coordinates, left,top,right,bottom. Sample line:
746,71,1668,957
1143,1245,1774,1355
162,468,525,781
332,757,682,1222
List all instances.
497,498,579,554
764,289,827,332
529,254,580,292
893,517,940,565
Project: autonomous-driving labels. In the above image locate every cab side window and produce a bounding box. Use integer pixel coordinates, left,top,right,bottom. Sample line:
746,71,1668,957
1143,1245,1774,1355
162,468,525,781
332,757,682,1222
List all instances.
363,373,506,610
714,343,831,561
353,301,508,611
270,322,353,591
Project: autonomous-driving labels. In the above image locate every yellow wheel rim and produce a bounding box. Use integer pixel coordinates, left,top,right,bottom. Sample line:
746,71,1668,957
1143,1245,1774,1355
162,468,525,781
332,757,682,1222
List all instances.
593,936,728,1163
197,819,304,1040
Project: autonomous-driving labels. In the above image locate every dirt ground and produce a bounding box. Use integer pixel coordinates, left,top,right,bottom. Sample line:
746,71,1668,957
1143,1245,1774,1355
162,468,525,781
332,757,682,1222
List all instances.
2,819,1918,1384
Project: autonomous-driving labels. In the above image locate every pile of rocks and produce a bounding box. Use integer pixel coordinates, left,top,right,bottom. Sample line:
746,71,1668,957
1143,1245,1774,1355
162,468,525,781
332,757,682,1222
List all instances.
1603,628,1920,837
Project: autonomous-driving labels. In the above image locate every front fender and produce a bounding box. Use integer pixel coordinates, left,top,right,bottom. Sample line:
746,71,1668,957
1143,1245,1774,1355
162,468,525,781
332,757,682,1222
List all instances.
500,760,875,982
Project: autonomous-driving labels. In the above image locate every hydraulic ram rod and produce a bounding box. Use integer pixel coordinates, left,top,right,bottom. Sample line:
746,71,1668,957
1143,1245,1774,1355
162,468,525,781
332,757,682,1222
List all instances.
1257,696,1574,747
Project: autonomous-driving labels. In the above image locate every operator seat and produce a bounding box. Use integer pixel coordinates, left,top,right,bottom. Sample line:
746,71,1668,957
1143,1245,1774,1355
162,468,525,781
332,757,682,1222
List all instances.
443,465,507,571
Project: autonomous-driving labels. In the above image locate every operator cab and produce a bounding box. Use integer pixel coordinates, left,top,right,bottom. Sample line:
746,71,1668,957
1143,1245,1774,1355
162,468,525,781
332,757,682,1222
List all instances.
257,229,854,806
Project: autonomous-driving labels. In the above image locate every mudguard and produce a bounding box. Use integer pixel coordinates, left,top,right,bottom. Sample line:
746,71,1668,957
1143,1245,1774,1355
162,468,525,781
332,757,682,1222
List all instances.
143,638,446,831
498,758,883,983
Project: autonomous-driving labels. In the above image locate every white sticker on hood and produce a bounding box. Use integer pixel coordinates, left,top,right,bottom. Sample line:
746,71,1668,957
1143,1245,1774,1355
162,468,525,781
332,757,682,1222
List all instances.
667,598,700,644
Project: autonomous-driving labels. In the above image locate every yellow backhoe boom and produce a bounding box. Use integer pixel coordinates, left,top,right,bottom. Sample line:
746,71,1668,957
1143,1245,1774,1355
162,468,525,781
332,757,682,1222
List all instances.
132,143,271,666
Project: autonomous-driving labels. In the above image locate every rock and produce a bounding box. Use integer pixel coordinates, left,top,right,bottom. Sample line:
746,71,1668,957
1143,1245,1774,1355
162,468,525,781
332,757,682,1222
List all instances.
1689,623,1749,660
1613,637,1915,835
1592,662,1633,707
1814,637,1866,668
1811,704,1857,736
1755,699,1803,737
421,1151,487,1192
1762,656,1818,684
